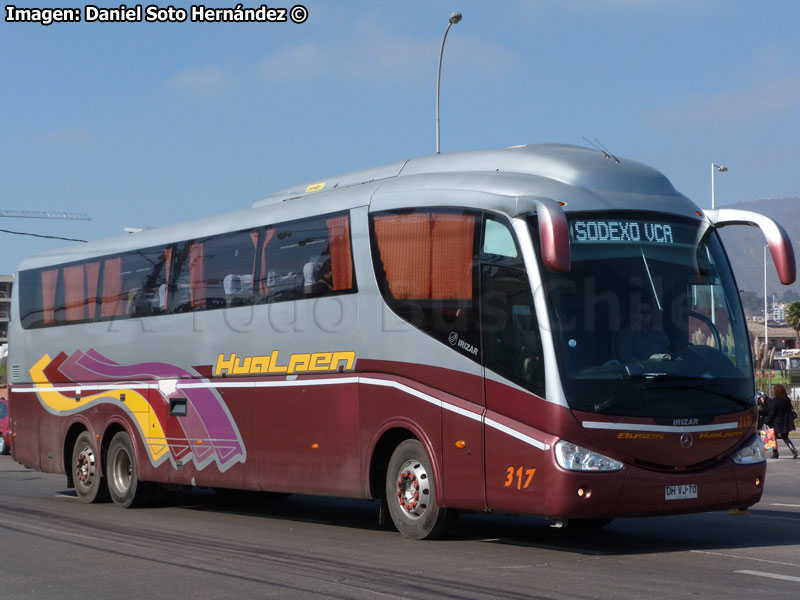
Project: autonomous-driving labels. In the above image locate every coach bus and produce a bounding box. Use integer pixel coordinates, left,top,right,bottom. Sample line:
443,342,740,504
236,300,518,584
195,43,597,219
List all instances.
8,144,796,538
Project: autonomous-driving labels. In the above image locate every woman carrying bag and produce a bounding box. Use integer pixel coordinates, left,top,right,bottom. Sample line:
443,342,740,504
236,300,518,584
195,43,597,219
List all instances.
766,384,798,459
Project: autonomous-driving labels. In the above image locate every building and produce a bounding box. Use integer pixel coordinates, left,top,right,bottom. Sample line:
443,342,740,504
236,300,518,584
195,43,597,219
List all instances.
772,301,787,322
748,320,798,352
0,274,11,345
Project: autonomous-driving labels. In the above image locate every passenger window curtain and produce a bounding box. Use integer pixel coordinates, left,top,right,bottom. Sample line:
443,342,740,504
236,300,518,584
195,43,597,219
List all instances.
373,213,432,299
41,268,59,325
85,262,100,319
101,257,123,317
162,248,172,311
189,242,205,309
373,212,474,300
326,216,353,291
259,228,277,297
63,264,86,322
431,213,474,300
250,232,259,278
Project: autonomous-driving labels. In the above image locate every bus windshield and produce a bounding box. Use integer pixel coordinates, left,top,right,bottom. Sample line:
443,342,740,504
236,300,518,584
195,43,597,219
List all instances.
534,211,754,418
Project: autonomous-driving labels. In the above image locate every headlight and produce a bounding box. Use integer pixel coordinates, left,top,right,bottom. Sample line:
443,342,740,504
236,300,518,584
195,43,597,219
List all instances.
554,440,623,472
732,435,766,465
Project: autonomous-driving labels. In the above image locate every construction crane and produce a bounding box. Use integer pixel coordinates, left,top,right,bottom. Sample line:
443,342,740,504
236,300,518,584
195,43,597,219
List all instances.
0,210,90,221
1,209,91,243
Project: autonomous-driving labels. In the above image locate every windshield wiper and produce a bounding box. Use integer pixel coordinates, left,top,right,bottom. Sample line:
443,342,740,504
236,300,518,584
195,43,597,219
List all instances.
638,378,753,409
594,376,752,412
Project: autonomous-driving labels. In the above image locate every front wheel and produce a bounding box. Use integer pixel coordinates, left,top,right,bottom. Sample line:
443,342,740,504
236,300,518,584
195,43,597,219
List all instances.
107,431,155,508
71,431,108,503
385,439,454,539
0,434,9,455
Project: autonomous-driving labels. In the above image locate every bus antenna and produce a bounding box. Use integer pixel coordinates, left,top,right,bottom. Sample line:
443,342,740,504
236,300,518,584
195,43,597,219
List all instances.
594,138,620,164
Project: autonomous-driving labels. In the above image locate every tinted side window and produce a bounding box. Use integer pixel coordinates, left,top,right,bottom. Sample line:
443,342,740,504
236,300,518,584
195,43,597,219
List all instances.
18,212,356,326
479,216,544,396
370,209,480,358
481,264,545,396
19,244,170,327
120,248,170,318
256,212,356,304
169,230,257,312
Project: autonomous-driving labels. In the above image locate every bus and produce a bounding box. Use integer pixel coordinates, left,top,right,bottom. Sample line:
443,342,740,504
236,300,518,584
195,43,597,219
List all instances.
8,144,796,539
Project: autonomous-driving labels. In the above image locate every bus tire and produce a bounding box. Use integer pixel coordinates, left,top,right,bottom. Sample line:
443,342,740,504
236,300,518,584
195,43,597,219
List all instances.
107,431,154,508
71,431,109,503
385,439,453,539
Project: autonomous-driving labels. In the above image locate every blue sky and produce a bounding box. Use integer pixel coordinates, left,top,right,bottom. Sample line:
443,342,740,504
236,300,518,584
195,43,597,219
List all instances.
2,0,799,273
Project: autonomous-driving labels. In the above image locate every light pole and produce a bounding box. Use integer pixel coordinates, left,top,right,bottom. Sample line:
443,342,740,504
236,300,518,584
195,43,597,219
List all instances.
710,163,727,327
764,244,769,352
711,163,727,209
436,11,462,154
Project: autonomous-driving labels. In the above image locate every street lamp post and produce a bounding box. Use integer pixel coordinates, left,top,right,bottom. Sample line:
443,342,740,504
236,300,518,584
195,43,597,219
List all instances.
765,244,769,353
436,12,462,154
710,163,727,328
711,163,727,210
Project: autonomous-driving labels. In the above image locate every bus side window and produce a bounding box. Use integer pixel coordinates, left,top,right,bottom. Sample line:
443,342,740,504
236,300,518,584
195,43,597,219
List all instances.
257,212,355,304
370,209,480,358
201,230,258,308
482,216,521,262
120,248,169,318
480,264,545,397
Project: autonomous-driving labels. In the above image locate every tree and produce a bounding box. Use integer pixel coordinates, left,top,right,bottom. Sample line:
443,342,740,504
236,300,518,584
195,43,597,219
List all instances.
787,301,800,348
782,288,800,303
739,291,763,314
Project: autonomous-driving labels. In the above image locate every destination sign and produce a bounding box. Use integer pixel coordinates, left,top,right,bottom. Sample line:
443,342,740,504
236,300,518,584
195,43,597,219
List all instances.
570,220,678,245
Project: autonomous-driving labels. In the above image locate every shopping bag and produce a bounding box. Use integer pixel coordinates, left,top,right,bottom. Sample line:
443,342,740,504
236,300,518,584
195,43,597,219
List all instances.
759,427,776,451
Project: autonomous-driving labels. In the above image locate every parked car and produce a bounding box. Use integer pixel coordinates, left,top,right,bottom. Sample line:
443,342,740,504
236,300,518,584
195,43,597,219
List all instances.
0,397,10,455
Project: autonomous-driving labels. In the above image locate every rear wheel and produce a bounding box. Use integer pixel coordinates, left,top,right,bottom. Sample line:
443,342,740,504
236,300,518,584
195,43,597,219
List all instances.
71,431,108,503
0,434,8,455
107,431,154,508
385,439,453,539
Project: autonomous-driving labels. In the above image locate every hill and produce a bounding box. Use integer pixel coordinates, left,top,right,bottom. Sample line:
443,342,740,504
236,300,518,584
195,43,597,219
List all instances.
716,198,800,305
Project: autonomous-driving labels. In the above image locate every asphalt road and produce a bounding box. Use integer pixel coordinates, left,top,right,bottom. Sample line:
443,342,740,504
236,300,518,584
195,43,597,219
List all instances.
1,455,798,599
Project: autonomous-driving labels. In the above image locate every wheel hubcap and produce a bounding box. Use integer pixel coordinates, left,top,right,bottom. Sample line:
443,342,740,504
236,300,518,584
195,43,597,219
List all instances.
395,459,430,519
75,446,97,489
111,448,132,494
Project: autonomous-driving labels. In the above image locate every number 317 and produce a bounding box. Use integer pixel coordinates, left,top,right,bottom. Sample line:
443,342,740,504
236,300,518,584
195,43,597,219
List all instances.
504,466,536,489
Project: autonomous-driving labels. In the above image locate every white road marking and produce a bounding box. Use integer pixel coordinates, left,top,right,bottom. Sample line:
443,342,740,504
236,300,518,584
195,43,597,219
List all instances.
691,550,800,569
735,570,800,583
770,503,800,508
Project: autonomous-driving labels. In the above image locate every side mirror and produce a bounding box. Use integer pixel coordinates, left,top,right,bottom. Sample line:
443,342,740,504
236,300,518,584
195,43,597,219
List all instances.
706,209,796,285
516,196,570,273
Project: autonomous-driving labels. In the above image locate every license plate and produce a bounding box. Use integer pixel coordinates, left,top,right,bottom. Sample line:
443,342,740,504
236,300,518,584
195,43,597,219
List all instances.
665,484,697,500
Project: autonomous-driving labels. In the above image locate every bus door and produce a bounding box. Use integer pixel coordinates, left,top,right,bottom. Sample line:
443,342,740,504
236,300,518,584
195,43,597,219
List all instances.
479,215,549,513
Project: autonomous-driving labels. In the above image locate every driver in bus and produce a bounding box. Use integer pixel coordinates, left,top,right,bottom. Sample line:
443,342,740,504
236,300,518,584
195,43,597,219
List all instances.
616,299,670,362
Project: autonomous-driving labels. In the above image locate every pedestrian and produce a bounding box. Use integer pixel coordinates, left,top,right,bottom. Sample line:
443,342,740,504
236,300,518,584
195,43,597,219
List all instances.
765,384,798,459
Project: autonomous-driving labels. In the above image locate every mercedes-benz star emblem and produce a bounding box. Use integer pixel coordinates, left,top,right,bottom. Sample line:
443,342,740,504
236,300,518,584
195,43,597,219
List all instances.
680,432,693,448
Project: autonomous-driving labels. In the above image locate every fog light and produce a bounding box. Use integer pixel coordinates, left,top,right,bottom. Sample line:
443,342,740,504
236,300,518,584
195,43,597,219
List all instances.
755,477,762,487
577,487,591,499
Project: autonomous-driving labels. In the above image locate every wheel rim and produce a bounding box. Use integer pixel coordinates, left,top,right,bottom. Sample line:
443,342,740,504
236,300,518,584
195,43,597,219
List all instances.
395,459,431,520
110,446,133,495
74,444,97,491
0,436,6,453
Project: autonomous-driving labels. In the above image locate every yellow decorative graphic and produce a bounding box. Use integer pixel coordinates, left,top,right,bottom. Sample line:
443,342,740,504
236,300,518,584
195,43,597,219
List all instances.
30,355,169,463
305,182,325,193
214,350,355,376
617,432,665,440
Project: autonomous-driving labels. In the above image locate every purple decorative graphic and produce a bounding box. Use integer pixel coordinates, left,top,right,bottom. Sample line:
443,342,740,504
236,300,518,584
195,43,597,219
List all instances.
58,349,246,472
